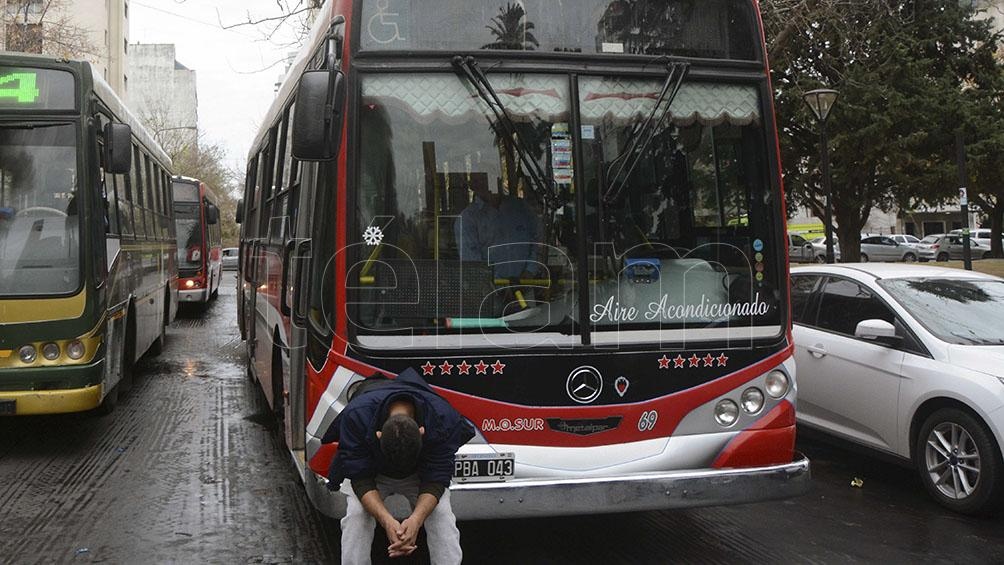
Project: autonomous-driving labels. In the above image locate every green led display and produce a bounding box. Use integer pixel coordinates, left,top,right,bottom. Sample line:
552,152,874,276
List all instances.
0,72,40,104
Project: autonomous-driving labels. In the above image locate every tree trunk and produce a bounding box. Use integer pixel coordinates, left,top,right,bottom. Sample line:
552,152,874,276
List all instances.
834,208,865,263
991,204,1004,259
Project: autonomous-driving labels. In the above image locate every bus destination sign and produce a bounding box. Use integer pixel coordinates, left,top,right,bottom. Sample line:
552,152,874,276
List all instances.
0,67,75,110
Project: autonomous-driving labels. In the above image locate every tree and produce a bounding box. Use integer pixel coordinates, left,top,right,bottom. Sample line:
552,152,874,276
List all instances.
959,59,1004,258
763,0,1000,261
216,0,323,48
482,3,539,51
2,0,98,59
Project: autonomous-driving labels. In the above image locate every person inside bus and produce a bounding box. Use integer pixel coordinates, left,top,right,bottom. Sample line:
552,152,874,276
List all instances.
322,368,475,565
454,173,542,282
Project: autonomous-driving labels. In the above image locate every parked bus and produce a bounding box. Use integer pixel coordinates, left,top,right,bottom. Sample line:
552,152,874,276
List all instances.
172,176,222,304
239,0,809,519
0,53,177,415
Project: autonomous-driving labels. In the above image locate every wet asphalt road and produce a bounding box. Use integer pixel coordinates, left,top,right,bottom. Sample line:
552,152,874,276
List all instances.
2,279,1003,563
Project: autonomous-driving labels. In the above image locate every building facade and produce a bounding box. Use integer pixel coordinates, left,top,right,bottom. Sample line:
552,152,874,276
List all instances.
1,0,129,96
127,43,198,152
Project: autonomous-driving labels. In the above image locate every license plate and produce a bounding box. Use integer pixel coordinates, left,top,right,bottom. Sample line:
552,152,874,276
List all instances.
453,452,515,483
0,400,15,415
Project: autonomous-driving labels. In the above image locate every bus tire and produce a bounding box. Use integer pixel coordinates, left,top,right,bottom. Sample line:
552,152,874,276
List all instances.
93,380,120,416
119,309,137,392
149,291,169,357
272,339,285,423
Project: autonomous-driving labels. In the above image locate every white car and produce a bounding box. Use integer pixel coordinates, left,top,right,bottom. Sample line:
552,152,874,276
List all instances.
950,228,1002,250
791,264,1004,514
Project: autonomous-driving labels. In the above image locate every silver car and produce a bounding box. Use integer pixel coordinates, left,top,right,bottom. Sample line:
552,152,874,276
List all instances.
222,247,239,270
923,232,987,262
792,264,1004,514
859,235,919,262
810,236,841,263
788,233,816,263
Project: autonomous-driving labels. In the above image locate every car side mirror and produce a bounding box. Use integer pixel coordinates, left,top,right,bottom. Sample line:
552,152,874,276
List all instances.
291,69,346,162
855,319,900,342
104,122,132,174
235,198,244,225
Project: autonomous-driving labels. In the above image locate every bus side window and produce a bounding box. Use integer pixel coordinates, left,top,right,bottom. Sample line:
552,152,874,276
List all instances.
131,144,146,239
120,161,134,237
144,155,157,240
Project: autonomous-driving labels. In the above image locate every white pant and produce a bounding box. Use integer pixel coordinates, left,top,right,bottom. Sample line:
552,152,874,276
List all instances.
340,475,462,565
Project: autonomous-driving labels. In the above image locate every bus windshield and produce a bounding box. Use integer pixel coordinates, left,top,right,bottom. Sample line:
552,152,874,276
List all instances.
352,72,781,343
0,123,80,296
359,0,757,60
174,205,203,272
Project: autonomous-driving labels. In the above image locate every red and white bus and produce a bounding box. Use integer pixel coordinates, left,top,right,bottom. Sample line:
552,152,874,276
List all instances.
239,0,809,520
172,176,222,304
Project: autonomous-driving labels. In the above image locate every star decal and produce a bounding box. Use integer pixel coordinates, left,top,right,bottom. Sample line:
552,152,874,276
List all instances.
673,355,686,369
716,353,729,367
457,360,471,375
658,355,671,369
439,360,454,375
491,360,506,375
688,354,701,368
474,360,489,375
703,354,715,367
421,361,435,376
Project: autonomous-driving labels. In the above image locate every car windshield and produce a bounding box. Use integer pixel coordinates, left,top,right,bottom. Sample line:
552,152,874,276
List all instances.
880,278,1004,345
0,123,80,296
351,72,782,344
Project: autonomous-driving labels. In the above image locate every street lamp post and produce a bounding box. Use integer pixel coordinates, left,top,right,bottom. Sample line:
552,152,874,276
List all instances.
803,89,839,264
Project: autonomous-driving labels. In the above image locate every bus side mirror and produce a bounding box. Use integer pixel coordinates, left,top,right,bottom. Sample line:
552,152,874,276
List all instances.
104,122,132,174
235,199,244,224
291,69,346,162
206,203,220,225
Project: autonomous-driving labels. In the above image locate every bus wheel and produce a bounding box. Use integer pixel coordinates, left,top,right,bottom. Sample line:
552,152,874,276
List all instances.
150,294,168,356
93,383,119,416
119,311,137,392
272,341,285,423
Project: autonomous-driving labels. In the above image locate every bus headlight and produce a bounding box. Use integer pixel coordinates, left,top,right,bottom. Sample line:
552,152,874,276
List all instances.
66,340,86,360
741,387,765,414
765,370,790,398
714,399,740,427
42,342,61,361
18,345,37,364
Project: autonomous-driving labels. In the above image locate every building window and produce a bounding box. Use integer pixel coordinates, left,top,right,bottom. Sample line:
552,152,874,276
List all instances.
124,39,128,54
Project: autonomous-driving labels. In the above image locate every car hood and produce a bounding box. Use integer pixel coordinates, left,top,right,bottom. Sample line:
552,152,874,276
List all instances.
947,345,1004,378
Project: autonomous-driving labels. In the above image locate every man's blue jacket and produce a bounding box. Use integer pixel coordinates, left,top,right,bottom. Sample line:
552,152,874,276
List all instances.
321,368,475,493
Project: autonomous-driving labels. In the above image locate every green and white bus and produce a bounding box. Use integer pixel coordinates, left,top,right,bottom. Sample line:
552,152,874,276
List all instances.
0,53,177,415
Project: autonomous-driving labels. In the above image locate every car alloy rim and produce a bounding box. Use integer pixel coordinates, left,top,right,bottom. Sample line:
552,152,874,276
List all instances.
925,422,980,500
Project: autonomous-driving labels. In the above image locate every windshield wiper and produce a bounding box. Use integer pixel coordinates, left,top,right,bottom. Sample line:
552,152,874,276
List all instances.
451,56,556,209
602,62,690,206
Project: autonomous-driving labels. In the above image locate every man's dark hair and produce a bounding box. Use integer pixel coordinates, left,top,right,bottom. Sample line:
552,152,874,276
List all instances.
380,414,422,476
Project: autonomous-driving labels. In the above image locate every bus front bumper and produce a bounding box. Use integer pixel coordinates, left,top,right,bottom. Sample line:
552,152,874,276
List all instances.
179,288,210,303
0,360,105,415
299,453,810,520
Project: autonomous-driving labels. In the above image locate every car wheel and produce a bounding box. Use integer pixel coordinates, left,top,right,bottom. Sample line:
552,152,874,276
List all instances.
815,255,827,263
916,408,1003,515
937,252,950,262
860,253,869,262
904,253,917,262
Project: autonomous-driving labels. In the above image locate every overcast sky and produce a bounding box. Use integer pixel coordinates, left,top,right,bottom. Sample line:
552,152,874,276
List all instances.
131,0,304,173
